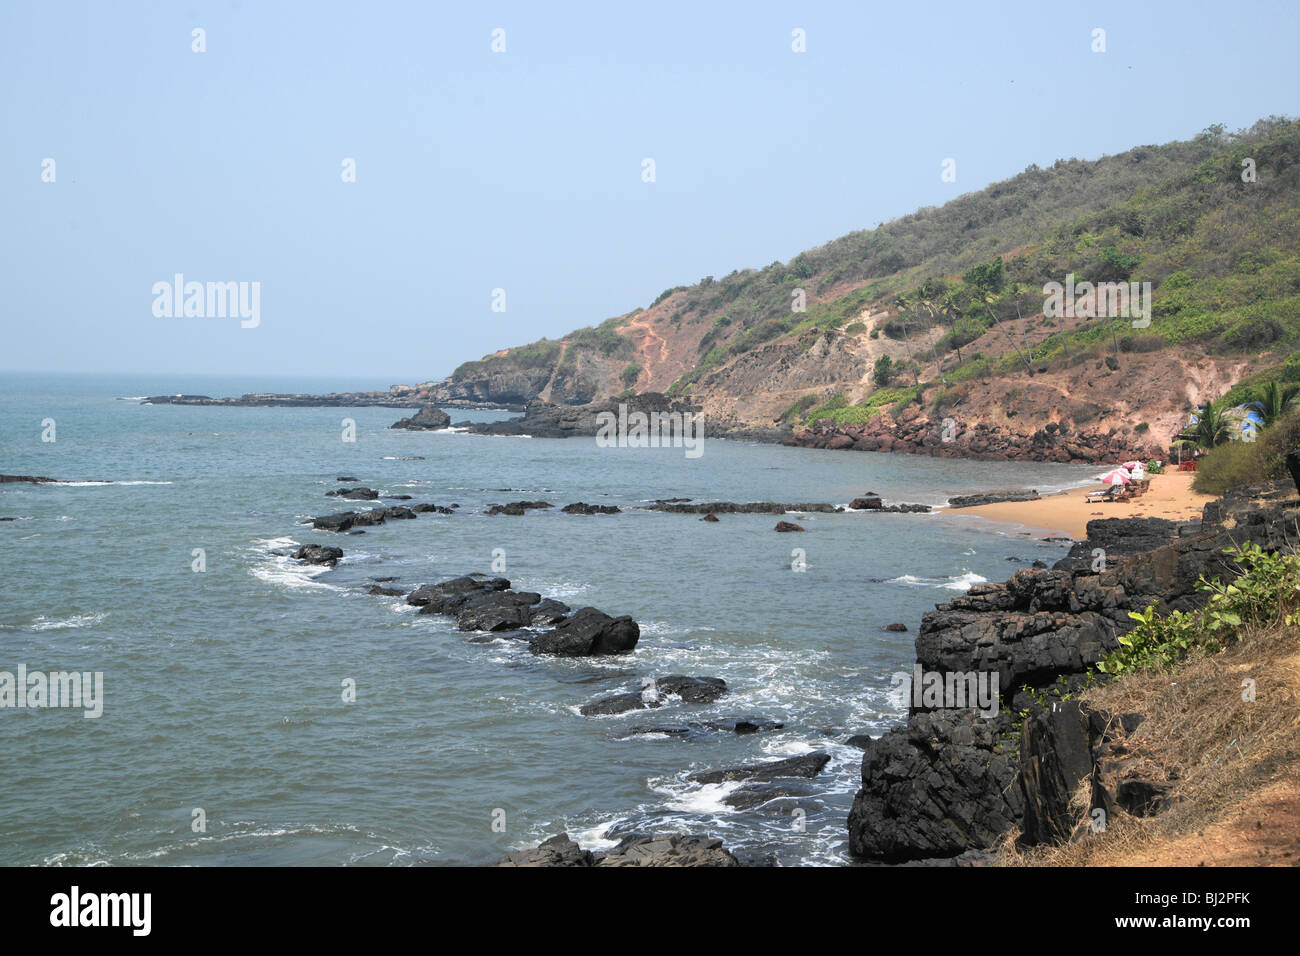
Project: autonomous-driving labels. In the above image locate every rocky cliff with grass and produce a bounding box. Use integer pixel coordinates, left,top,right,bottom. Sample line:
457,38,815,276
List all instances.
405,117,1300,464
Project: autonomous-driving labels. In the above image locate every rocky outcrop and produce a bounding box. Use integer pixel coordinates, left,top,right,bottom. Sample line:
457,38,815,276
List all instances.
0,474,58,484
1052,516,1181,571
494,832,739,867
485,500,552,516
774,521,805,532
947,488,1040,508
466,392,701,438
688,752,830,785
791,417,1159,465
530,607,640,656
293,544,343,567
403,574,640,656
390,405,451,430
579,676,727,716
561,502,621,515
645,501,839,514
326,486,379,500
847,479,1300,863
848,710,1021,862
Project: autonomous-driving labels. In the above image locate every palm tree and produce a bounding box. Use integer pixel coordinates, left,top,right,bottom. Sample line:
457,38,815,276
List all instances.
1246,380,1300,426
916,284,947,384
891,292,921,387
940,289,965,363
977,288,1035,375
1176,399,1234,452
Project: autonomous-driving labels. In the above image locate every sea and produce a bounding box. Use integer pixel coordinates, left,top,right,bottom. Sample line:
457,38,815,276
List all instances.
0,372,1102,866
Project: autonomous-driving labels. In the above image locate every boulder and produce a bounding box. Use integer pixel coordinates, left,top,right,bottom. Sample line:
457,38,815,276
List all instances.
390,405,451,430
688,752,830,785
774,521,805,532
530,607,639,656
293,544,343,567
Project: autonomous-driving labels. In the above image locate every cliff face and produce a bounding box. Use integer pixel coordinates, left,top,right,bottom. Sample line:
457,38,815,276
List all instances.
846,479,1300,863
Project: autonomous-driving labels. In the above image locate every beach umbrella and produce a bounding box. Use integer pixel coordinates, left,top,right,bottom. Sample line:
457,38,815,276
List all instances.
1121,460,1142,471
1100,468,1131,486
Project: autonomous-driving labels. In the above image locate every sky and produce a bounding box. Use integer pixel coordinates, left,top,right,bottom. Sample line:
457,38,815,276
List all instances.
3,0,1299,385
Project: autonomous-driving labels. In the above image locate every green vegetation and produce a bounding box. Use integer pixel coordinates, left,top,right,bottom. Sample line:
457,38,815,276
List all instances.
872,354,893,386
804,387,918,427
1099,543,1300,675
620,363,642,387
778,394,819,422
1193,404,1300,493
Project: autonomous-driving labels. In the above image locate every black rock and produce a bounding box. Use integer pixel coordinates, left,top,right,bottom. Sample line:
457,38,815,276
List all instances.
579,675,727,716
530,607,639,656
485,500,553,516
561,502,621,515
326,486,379,500
390,405,451,430
688,752,831,785
293,544,343,567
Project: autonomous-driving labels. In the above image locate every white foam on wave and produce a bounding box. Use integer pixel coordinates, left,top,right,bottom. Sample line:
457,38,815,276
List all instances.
661,780,745,814
886,571,987,591
248,536,339,592
59,480,173,487
27,612,109,632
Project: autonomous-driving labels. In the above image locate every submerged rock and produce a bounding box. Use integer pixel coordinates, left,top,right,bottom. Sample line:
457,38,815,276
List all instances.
579,676,727,716
561,502,621,515
688,752,831,785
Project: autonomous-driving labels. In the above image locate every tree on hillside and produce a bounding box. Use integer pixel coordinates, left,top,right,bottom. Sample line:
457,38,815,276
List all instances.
916,283,948,384
1247,380,1300,426
1177,399,1235,451
940,289,965,362
891,292,921,387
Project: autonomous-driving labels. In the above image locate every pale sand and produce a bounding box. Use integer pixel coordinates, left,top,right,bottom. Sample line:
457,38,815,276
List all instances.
943,471,1214,540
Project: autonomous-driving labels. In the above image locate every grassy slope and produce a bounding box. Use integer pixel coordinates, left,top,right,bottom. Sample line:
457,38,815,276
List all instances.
447,118,1300,433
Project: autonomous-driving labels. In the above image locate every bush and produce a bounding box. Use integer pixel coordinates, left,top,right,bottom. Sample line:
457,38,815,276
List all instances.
1099,543,1300,675
873,354,893,387
845,321,867,335
621,363,642,387
1193,405,1300,493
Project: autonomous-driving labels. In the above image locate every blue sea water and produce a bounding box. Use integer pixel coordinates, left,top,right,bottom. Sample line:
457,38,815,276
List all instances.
0,373,1100,866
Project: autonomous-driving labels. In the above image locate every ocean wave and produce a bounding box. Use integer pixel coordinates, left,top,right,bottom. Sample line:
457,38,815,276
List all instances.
58,480,173,487
23,612,109,632
886,571,987,591
248,537,339,591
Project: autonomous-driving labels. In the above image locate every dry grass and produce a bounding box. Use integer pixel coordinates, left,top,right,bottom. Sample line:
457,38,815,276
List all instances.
1004,623,1300,866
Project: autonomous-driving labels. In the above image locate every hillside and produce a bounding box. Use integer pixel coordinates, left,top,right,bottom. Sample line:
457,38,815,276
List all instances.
416,117,1300,456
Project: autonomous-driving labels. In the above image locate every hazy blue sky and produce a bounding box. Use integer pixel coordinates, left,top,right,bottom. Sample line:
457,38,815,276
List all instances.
3,0,1299,384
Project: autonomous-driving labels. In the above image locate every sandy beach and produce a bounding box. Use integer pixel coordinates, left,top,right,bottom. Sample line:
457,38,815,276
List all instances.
945,471,1214,540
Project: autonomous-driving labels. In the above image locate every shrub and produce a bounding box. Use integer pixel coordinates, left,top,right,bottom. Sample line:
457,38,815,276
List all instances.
845,321,867,335
1098,543,1300,675
873,354,894,386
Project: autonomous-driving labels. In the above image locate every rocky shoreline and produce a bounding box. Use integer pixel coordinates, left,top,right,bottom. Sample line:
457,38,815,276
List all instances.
845,478,1299,864
786,416,1160,465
